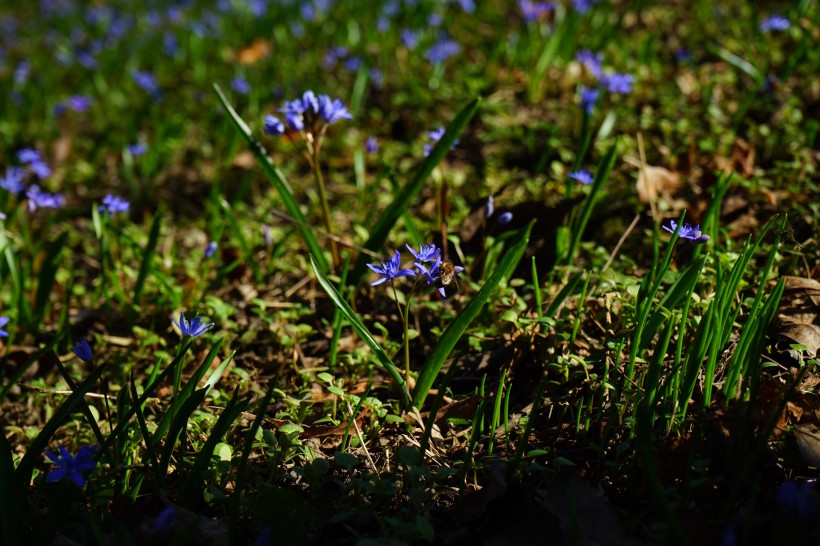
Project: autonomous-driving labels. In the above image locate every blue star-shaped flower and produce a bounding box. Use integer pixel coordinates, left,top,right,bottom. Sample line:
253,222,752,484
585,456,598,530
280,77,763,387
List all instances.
45,444,98,487
405,243,441,263
72,339,93,363
0,316,9,337
172,313,215,337
367,250,416,286
662,220,710,244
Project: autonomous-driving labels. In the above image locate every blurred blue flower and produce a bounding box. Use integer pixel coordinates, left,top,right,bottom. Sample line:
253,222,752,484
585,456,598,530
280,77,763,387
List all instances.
662,220,710,244
367,250,416,286
425,37,460,64
163,33,179,57
365,136,379,154
369,68,384,87
760,15,790,32
406,243,441,263
603,72,634,94
13,60,29,84
777,480,817,518
17,148,42,164
569,169,594,185
377,17,390,33
485,195,495,218
231,76,250,95
401,29,419,49
580,86,599,114
456,0,475,13
520,0,554,22
128,142,148,156
154,506,177,532
172,312,214,338
424,126,459,157
99,194,130,216
205,241,218,258
55,95,93,116
572,0,599,13
27,185,64,212
72,339,93,363
45,444,98,487
675,48,693,62
497,211,513,225
344,56,362,72
0,167,25,195
317,95,352,123
264,115,285,136
132,70,160,98
0,316,9,337
576,49,604,79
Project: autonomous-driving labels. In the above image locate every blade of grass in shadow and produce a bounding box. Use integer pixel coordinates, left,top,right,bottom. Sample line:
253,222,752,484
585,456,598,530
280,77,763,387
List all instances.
0,426,23,545
412,222,532,409
157,388,208,481
181,387,250,508
311,254,410,407
213,83,328,273
132,209,162,307
350,97,480,285
31,232,67,330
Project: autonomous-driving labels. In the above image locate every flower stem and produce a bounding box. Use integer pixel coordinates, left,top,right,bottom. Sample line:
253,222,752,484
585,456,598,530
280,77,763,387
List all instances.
311,135,340,270
391,280,411,382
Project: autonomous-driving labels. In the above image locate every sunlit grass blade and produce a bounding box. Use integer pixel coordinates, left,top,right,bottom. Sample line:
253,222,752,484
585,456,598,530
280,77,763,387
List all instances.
350,97,480,285
412,222,531,409
213,83,329,273
310,254,410,407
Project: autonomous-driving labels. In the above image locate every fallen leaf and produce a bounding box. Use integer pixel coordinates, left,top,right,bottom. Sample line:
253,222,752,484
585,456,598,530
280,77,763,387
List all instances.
794,424,820,467
236,39,270,64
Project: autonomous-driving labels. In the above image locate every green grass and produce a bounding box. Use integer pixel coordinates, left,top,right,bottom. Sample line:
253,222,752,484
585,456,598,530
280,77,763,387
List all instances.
0,1,819,544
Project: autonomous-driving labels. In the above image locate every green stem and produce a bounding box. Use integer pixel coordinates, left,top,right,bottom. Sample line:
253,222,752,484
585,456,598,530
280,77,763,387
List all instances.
311,132,340,270
391,280,411,381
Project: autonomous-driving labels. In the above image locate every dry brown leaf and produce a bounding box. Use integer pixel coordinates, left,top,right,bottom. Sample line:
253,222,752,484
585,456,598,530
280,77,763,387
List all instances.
635,164,681,205
794,424,820,467
236,39,270,64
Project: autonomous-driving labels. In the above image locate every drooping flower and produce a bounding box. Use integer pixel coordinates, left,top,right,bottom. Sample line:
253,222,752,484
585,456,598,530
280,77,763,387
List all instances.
172,313,214,338
263,115,285,136
569,169,594,185
204,241,218,258
424,126,459,157
98,194,130,216
406,243,441,263
0,316,9,337
760,15,790,33
45,444,98,487
580,87,599,115
0,167,25,195
662,220,710,244
576,49,604,79
72,339,94,363
367,250,416,286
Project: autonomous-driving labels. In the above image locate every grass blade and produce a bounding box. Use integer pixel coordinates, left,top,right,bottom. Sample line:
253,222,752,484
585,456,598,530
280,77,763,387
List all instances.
310,254,410,407
213,83,329,273
412,222,532,408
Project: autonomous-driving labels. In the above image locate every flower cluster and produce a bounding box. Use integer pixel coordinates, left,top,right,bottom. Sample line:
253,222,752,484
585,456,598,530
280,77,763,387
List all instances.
575,49,635,113
367,243,463,297
662,220,710,244
263,90,351,136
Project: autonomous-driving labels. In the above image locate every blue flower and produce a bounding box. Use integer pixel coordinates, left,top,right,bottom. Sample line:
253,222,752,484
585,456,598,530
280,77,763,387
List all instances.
132,70,161,98
602,72,634,94
27,185,65,212
497,211,513,225
367,250,416,286
17,148,42,165
406,243,441,263
519,0,554,22
276,91,351,132
154,506,177,532
205,241,218,258
365,136,379,154
316,95,352,124
662,220,710,244
231,76,251,95
485,196,495,218
777,480,817,518
45,444,98,487
0,167,25,195
425,37,460,64
424,126,459,157
99,194,130,216
401,29,419,49
263,115,285,136
0,316,10,337
576,50,604,79
73,339,94,362
760,15,790,33
172,313,214,338
414,256,464,297
572,0,598,13
569,169,594,185
580,87,599,115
